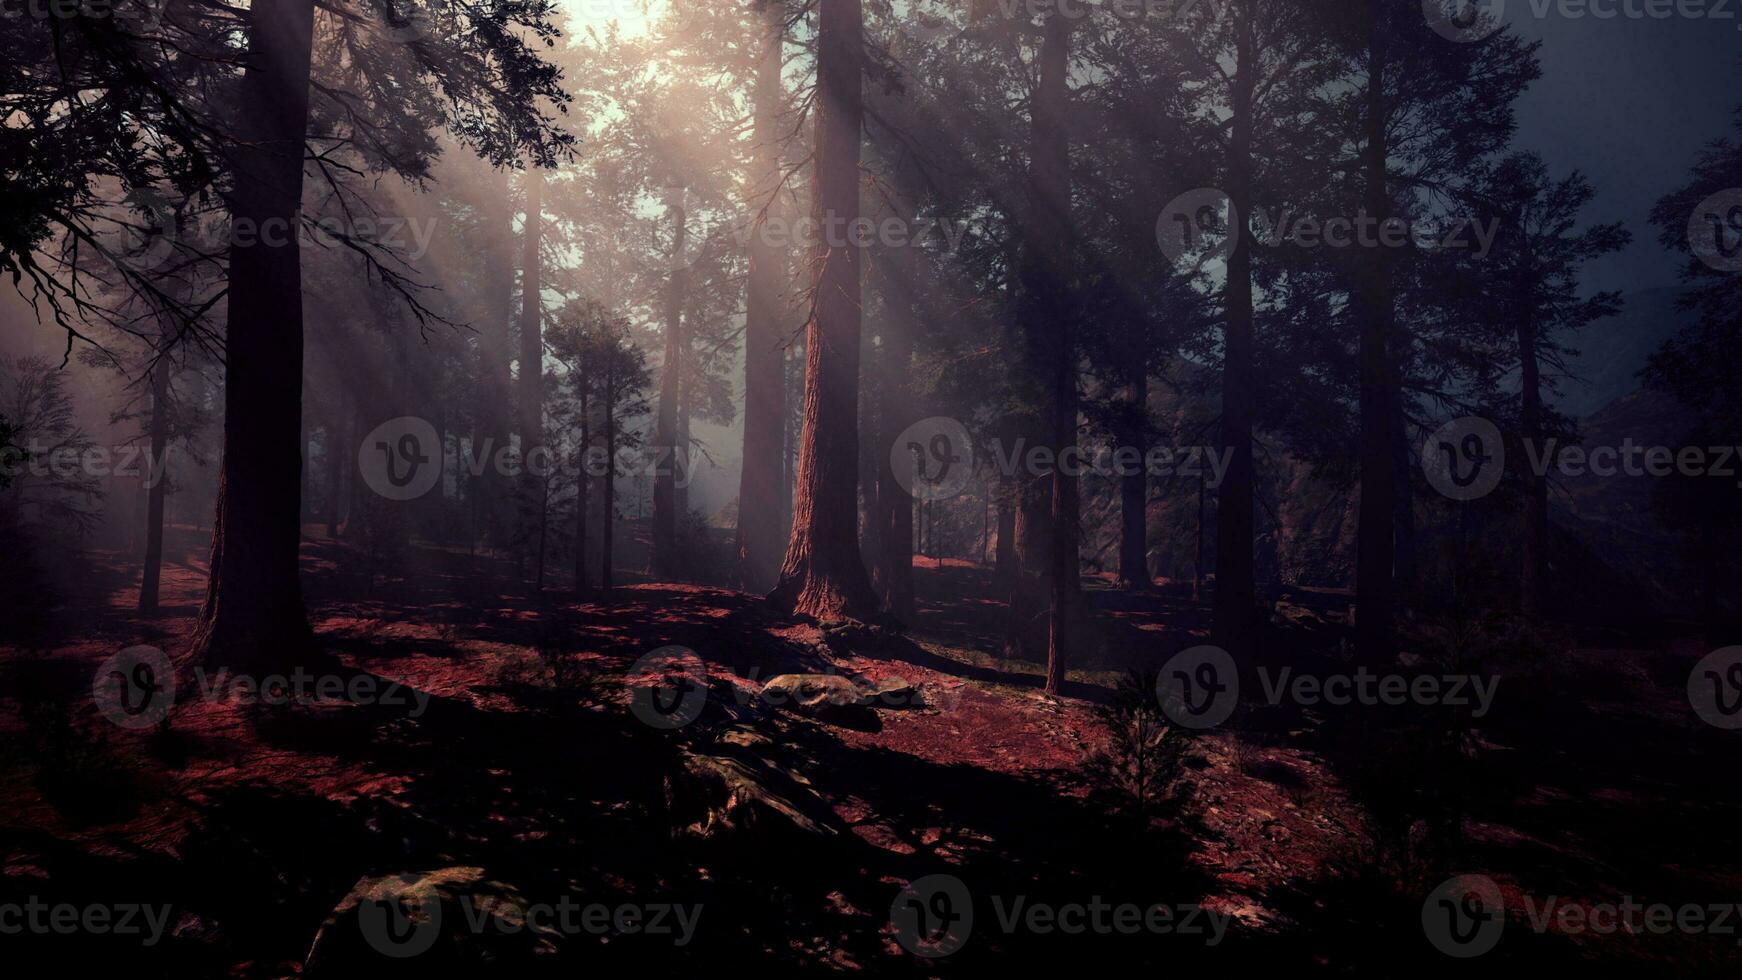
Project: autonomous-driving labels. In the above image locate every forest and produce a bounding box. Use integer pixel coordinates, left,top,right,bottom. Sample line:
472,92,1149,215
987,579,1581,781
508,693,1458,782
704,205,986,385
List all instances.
1,0,1740,974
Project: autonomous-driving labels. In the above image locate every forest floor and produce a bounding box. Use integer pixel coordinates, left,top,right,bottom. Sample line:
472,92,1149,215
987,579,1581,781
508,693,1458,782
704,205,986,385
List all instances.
1,528,1739,976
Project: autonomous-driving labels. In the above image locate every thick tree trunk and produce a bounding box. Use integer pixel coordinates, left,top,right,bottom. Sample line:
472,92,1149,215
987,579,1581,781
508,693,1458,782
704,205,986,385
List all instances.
1354,5,1397,663
770,0,879,621
1214,20,1257,658
189,0,319,670
736,3,789,592
651,199,687,579
138,350,171,614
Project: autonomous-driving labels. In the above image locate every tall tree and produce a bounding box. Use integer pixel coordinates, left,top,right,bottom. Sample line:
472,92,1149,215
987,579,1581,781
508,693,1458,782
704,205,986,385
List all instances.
770,0,879,619
732,0,792,592
189,0,321,668
1465,154,1626,614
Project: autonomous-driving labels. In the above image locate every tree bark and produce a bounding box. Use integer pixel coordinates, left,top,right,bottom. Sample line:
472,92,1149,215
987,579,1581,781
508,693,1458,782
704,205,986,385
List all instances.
651,197,687,579
736,1,790,593
1354,1,1397,663
1518,312,1547,616
519,166,546,513
1115,330,1150,590
138,348,171,614
1027,12,1075,694
770,0,879,621
189,0,319,670
1214,16,1257,658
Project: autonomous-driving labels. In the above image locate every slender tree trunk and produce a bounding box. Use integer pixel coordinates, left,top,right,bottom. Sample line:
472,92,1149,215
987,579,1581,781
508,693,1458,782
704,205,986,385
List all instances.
1194,473,1206,602
189,0,319,669
1027,11,1075,695
1116,354,1151,590
601,378,618,592
1354,3,1397,663
477,171,516,550
1214,19,1258,658
574,382,591,595
995,475,1017,581
651,198,687,579
138,349,171,614
519,167,546,575
874,219,919,620
1518,313,1547,616
325,405,344,537
770,0,879,620
733,3,790,591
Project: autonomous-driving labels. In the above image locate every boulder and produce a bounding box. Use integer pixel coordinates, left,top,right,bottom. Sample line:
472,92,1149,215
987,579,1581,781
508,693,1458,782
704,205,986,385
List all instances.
304,867,556,978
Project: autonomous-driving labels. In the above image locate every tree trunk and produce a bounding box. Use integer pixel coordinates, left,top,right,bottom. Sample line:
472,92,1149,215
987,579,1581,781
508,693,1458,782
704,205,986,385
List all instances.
138,349,171,614
651,197,686,579
1354,2,1397,663
601,375,618,593
733,2,790,592
574,380,591,595
1214,18,1257,658
477,170,517,550
325,403,345,537
1518,313,1547,616
770,0,879,621
1030,11,1074,694
189,0,319,670
1116,354,1150,590
519,167,546,571
873,214,919,620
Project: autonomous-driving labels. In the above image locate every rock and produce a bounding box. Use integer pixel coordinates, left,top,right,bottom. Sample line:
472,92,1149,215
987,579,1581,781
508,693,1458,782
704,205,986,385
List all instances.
304,867,556,977
863,676,920,709
758,674,872,715
665,750,840,844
